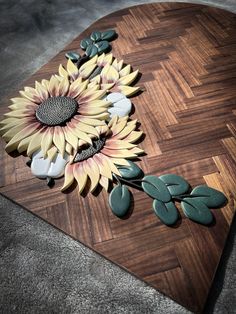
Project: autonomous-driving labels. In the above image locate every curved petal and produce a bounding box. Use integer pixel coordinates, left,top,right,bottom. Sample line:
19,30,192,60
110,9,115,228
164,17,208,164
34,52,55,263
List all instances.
58,64,69,78
41,127,53,157
99,176,109,191
93,153,112,179
83,158,100,192
68,79,88,98
61,163,75,191
73,162,88,193
58,77,70,96
53,126,65,156
66,59,79,80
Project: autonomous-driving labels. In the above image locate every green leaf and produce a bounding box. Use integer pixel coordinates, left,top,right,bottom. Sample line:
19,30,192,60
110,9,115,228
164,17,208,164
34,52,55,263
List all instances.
65,52,80,62
90,31,101,42
159,174,190,196
153,200,178,225
142,175,171,202
190,185,227,208
109,185,131,217
101,29,116,41
85,44,98,57
181,198,213,225
117,161,143,179
80,38,93,50
95,40,110,54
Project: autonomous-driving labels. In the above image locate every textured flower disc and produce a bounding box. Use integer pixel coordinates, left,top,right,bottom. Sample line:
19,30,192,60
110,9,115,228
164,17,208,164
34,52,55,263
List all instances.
36,96,78,126
74,138,106,162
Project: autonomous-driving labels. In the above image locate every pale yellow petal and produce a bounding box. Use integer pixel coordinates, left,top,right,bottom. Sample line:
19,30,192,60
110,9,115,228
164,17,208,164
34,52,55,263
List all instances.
63,128,78,151
41,128,53,157
27,130,44,157
67,59,79,80
79,55,98,73
58,64,69,78
117,70,139,86
48,76,60,97
69,79,88,98
61,164,75,191
93,153,112,179
80,64,97,79
58,77,70,96
109,157,130,166
100,153,121,176
101,65,119,83
35,81,49,101
78,117,106,126
119,64,131,77
105,139,135,150
117,85,140,97
47,146,58,160
99,176,109,191
4,109,35,118
65,142,73,155
53,126,65,156
73,163,87,193
123,130,143,143
17,135,34,153
83,158,100,192
2,121,28,142
77,122,99,137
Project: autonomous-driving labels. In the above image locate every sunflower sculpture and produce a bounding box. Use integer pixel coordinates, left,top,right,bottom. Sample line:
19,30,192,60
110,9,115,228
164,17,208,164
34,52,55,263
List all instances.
61,116,144,193
0,75,110,159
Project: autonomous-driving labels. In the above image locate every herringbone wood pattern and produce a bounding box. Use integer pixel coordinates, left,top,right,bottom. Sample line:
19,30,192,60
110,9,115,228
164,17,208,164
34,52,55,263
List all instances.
0,3,236,312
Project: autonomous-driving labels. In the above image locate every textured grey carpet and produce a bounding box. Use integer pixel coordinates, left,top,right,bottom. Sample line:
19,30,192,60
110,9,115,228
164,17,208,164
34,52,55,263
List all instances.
0,1,236,313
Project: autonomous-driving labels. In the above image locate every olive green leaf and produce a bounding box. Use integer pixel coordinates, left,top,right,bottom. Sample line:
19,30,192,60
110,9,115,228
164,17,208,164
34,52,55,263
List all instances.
142,176,171,202
159,174,190,196
190,185,227,208
65,52,80,63
95,40,110,53
101,29,116,41
80,38,93,50
109,184,131,217
90,31,101,42
181,198,213,225
153,200,178,225
117,161,143,179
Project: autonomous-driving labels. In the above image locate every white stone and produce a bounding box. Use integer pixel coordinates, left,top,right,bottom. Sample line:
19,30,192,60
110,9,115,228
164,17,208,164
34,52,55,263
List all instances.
106,92,125,103
31,150,68,179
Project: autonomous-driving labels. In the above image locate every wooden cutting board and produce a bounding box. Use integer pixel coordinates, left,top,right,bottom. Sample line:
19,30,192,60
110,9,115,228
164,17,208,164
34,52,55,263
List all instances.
1,3,236,313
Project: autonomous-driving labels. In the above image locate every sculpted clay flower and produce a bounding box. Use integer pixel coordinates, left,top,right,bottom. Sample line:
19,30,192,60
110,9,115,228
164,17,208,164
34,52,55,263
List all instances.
61,115,143,193
0,75,110,159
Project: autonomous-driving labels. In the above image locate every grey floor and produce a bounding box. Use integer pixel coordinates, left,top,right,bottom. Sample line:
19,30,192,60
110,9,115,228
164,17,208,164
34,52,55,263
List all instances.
0,1,235,313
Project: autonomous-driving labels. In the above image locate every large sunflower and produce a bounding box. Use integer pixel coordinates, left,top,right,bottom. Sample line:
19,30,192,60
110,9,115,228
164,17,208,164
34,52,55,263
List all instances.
58,53,140,97
61,115,143,193
0,75,110,159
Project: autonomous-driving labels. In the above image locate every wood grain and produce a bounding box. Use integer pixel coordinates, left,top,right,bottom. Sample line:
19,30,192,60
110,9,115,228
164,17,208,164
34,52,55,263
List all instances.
0,3,236,312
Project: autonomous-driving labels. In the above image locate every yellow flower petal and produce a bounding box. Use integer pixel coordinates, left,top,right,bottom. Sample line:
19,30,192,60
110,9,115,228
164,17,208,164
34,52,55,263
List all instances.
77,122,99,137
108,115,118,128
93,153,112,179
69,79,88,98
27,130,44,157
117,69,139,86
119,64,131,77
49,76,60,97
58,77,70,96
17,134,34,153
58,64,69,78
61,164,75,191
101,148,136,159
79,89,107,103
68,125,92,145
41,128,53,157
100,153,121,176
53,126,65,156
73,163,87,193
101,64,119,82
35,81,49,101
117,85,140,97
66,59,79,80
110,119,127,136
105,139,135,150
2,121,27,142
79,55,98,73
63,128,78,151
99,176,109,191
5,123,39,153
123,130,143,143
80,64,97,79
78,117,106,126
65,142,73,155
4,109,35,118
84,158,100,192
115,120,137,139
78,106,107,116
109,157,130,166
47,146,58,160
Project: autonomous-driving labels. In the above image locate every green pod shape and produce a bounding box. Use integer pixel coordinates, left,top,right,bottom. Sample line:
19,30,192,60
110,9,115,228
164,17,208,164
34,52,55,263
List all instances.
142,175,171,202
117,161,143,179
190,185,227,208
95,40,110,54
85,44,98,57
65,52,80,62
90,31,101,42
109,185,131,217
80,38,93,50
153,200,179,225
181,198,213,225
159,174,190,196
101,29,116,41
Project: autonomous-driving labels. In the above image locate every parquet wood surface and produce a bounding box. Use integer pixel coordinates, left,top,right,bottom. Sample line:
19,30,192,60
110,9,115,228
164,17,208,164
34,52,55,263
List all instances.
1,3,236,312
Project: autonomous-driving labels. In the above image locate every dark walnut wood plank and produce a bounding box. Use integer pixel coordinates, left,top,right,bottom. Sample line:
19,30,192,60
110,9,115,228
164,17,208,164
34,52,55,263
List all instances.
0,3,236,313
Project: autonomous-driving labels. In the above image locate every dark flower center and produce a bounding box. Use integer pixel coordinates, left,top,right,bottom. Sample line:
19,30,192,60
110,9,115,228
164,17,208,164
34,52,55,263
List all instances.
74,138,106,162
36,96,78,126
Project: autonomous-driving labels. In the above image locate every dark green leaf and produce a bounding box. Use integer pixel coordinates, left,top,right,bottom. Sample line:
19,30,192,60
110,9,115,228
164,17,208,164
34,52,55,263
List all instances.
85,44,98,57
95,40,110,53
101,29,116,41
159,174,190,196
181,198,213,225
65,51,80,62
142,175,171,202
80,38,93,50
153,200,178,225
117,161,143,179
90,31,101,42
190,185,227,208
109,185,131,217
